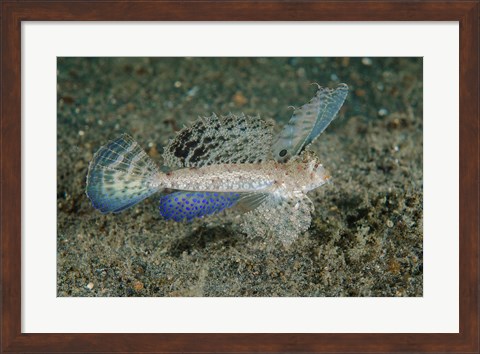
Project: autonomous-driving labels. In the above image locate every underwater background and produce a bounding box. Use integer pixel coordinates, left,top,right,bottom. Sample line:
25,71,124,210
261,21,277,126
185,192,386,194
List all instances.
57,57,423,296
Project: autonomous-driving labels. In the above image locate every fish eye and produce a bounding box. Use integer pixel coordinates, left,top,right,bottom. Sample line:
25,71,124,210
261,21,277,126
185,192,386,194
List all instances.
279,149,287,157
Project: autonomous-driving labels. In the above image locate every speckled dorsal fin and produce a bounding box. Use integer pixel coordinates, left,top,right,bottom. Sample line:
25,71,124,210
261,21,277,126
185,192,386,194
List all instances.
240,194,314,246
163,113,273,168
272,83,348,163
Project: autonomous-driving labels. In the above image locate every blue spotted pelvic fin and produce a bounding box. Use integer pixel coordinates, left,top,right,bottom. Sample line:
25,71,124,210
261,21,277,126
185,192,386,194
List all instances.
86,134,161,213
162,113,274,169
272,83,348,163
159,191,243,221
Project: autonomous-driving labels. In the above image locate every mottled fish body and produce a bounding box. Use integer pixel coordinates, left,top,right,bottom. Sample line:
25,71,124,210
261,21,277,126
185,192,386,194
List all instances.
86,83,348,245
158,158,329,195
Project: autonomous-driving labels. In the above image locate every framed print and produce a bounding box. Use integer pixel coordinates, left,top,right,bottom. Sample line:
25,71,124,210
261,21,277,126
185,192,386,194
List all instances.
1,1,478,353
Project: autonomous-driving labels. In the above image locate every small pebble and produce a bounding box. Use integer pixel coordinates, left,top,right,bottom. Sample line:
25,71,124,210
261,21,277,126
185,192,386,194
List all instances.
378,108,388,116
86,282,94,290
174,81,182,88
362,57,373,66
355,89,366,97
78,130,85,136
133,281,144,291
187,86,199,97
387,220,394,228
296,67,306,77
233,91,248,106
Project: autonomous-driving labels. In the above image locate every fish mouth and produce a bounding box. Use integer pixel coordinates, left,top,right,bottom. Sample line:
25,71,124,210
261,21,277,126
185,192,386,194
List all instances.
315,164,331,184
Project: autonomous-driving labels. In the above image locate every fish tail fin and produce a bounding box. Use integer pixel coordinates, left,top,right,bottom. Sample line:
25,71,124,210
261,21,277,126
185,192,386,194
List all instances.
86,134,162,213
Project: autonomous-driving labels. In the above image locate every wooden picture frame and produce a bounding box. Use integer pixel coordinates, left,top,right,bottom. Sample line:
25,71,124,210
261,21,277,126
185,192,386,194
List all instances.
1,1,478,352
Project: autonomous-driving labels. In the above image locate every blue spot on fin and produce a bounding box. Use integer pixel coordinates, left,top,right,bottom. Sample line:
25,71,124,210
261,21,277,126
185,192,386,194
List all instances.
159,191,243,222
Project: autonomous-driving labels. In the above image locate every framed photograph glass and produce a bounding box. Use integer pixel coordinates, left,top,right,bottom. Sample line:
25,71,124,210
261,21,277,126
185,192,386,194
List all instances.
1,1,478,353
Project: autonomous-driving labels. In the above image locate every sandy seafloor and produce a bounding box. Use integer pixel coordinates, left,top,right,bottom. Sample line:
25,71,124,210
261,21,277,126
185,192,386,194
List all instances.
57,57,423,297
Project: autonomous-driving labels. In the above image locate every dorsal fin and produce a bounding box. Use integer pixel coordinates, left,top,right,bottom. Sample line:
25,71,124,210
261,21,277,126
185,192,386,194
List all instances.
162,113,273,168
272,83,348,163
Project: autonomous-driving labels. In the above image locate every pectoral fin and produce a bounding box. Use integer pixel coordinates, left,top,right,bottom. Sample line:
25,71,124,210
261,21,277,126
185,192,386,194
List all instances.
240,194,314,246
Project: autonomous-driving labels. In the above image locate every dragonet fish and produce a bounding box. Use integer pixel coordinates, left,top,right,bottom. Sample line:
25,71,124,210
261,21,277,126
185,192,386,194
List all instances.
86,83,348,245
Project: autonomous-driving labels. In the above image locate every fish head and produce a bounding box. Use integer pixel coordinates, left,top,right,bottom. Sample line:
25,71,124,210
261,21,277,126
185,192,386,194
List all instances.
306,159,331,191
292,151,331,192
